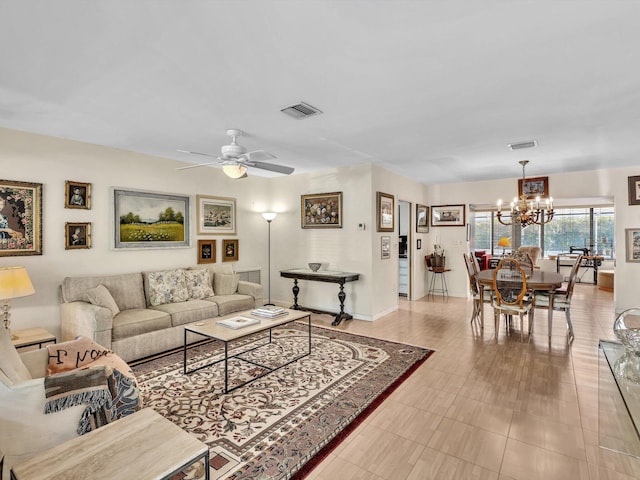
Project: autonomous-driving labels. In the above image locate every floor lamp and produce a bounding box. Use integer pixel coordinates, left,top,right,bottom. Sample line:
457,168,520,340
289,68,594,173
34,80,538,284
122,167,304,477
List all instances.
261,212,277,306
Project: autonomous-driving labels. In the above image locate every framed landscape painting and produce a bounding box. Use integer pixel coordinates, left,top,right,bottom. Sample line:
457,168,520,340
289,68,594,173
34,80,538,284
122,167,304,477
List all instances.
113,188,189,249
197,195,236,234
377,192,394,232
431,204,465,227
0,179,43,256
301,192,342,228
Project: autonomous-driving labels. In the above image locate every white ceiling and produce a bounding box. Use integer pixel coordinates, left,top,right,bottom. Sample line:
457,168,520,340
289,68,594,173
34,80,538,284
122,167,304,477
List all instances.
2,1,640,184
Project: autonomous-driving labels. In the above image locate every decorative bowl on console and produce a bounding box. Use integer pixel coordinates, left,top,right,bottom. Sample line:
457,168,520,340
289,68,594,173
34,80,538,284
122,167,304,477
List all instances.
308,262,322,272
613,308,640,356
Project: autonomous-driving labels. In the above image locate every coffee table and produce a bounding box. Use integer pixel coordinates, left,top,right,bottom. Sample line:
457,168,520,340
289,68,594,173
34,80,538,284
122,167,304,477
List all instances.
183,308,312,393
10,408,209,480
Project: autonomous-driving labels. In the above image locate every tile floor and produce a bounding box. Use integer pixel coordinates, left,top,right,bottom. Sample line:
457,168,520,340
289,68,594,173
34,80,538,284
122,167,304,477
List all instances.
305,284,640,480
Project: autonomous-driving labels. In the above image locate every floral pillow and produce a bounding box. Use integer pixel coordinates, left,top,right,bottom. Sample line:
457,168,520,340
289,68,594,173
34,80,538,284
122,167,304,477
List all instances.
185,269,214,299
146,269,189,306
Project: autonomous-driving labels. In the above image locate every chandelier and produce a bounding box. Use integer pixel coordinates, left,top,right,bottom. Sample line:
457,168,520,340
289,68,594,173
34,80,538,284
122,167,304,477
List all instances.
496,160,554,228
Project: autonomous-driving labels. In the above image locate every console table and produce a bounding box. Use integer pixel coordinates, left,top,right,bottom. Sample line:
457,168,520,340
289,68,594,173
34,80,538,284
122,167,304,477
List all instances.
280,269,360,326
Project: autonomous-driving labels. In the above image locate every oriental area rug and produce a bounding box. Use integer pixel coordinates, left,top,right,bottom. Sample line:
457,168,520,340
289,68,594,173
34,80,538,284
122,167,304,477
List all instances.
132,321,433,479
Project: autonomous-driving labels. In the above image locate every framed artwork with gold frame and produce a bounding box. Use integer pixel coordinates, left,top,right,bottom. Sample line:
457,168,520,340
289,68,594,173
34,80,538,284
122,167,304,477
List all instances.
197,239,216,264
222,239,239,262
65,222,91,250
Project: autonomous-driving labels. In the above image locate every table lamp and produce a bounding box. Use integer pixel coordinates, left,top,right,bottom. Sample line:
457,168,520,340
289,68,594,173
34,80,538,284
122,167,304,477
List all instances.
0,266,35,340
498,237,511,256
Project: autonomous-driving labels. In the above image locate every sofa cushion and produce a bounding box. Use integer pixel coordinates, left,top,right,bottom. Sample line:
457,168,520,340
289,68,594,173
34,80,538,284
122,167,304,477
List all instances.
84,284,120,316
185,269,214,299
209,294,255,316
149,299,219,327
0,327,32,385
111,309,172,341
61,273,147,310
144,269,189,306
214,273,239,296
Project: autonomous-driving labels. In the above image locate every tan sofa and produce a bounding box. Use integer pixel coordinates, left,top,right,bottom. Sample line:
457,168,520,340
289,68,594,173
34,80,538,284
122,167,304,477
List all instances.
60,264,263,362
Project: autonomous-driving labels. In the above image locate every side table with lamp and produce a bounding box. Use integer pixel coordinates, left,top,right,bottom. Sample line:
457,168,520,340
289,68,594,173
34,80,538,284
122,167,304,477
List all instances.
0,265,55,349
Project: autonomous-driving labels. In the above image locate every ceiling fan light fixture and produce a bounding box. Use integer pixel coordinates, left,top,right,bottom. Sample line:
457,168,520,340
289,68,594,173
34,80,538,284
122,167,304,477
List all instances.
222,164,248,179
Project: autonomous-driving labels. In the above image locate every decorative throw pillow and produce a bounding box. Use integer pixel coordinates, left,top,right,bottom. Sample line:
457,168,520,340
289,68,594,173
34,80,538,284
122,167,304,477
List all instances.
146,269,189,306
214,273,240,296
185,269,214,299
0,326,32,385
47,336,113,374
84,284,120,316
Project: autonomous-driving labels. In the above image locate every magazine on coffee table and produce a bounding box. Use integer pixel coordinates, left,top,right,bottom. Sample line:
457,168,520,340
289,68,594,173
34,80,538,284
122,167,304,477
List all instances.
251,306,287,318
216,316,260,329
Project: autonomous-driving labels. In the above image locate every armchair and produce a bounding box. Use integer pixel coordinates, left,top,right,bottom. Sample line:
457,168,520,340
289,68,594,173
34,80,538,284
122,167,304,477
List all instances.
0,329,139,478
474,250,492,270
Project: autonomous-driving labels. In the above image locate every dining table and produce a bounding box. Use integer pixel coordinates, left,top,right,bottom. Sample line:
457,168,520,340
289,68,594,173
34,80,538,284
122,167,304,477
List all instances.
476,268,564,336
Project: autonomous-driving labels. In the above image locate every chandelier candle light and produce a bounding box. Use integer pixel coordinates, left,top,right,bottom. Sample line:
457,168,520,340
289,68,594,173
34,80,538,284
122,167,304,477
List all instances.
497,160,554,228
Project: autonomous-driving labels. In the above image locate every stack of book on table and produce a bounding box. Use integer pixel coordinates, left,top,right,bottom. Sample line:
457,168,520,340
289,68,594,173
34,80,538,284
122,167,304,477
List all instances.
251,305,288,318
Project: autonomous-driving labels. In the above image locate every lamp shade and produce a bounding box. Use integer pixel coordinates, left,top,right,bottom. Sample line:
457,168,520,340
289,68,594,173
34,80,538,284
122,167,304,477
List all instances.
261,212,277,221
222,164,248,179
498,237,511,248
0,266,35,300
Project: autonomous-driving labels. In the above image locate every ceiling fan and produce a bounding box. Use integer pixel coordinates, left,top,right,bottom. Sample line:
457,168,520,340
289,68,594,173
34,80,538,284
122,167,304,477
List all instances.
176,129,294,179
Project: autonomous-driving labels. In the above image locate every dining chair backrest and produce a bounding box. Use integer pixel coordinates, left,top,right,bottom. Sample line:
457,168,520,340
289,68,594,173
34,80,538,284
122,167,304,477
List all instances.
493,258,528,307
509,250,534,276
564,254,583,301
463,253,479,296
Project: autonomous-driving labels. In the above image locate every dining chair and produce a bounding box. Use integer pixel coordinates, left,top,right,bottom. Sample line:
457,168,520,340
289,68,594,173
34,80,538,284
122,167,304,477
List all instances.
462,253,491,329
492,258,534,341
508,250,535,277
533,254,583,341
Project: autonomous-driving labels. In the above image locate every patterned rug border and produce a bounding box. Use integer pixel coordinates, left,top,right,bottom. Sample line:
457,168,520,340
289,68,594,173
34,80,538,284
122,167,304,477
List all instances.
290,342,433,479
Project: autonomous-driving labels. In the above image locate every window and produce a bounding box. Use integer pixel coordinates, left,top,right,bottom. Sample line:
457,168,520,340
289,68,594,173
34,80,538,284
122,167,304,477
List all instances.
471,207,615,259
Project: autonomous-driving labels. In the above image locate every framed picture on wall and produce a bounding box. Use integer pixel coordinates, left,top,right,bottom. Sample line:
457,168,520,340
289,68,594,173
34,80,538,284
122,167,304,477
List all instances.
628,176,640,205
0,179,43,256
197,239,216,264
65,222,91,249
416,204,429,233
381,235,391,259
377,192,394,232
222,239,239,262
518,176,549,199
300,192,342,228
65,180,91,209
625,228,640,262
431,204,465,227
196,195,236,234
113,188,189,249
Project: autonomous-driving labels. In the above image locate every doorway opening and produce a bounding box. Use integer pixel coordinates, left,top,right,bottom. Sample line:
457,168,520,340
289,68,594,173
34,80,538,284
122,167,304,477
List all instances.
398,200,411,299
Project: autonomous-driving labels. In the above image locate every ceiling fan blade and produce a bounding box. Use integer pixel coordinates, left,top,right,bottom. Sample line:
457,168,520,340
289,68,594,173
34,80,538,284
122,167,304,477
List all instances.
175,161,220,170
176,149,220,158
250,161,295,175
244,150,277,162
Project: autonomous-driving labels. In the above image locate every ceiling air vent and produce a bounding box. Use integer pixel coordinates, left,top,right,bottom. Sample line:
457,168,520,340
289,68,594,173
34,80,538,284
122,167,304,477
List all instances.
280,102,322,119
508,140,538,150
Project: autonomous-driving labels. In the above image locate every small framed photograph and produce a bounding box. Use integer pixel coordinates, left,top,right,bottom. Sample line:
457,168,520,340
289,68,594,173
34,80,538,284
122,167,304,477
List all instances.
65,181,91,209
222,239,239,262
416,204,429,233
628,176,640,205
431,204,466,227
626,228,640,262
381,235,391,259
518,176,549,200
301,192,342,228
377,192,394,232
417,238,422,250
197,239,216,264
65,222,91,249
197,195,236,235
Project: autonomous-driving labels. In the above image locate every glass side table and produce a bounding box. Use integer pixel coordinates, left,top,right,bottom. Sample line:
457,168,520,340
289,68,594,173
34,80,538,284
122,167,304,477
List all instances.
599,340,640,457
